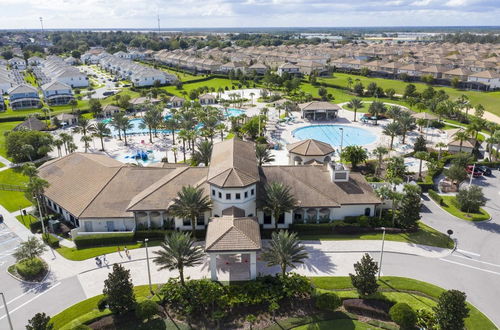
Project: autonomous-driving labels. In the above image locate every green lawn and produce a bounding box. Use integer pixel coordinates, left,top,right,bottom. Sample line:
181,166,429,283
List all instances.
293,319,379,330
319,73,500,117
50,285,159,330
0,121,22,158
0,168,31,212
298,222,454,249
15,214,37,229
311,276,496,330
440,195,490,222
56,242,146,261
163,78,244,97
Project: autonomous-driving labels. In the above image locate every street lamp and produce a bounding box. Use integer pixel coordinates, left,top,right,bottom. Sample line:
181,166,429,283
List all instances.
139,238,153,293
469,163,476,186
378,227,386,279
0,292,14,330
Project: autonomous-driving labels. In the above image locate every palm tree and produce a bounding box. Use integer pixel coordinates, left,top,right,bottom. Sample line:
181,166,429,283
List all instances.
139,109,156,143
59,133,73,155
25,176,50,224
164,117,178,145
397,112,415,144
372,146,389,177
347,98,363,122
53,139,64,157
261,182,296,230
73,117,94,137
216,123,226,141
169,185,211,237
249,92,255,106
347,77,353,91
81,135,93,152
435,142,447,160
454,130,470,153
93,122,111,151
383,122,400,149
368,101,386,125
41,107,51,126
414,151,428,179
119,116,133,146
171,146,178,163
111,112,124,140
152,231,205,286
178,129,189,163
261,230,308,277
192,140,213,166
256,144,275,166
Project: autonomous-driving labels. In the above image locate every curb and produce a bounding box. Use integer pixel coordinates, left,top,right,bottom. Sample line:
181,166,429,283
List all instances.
6,262,51,284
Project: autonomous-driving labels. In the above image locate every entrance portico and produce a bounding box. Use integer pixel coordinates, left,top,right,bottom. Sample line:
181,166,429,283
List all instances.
205,216,261,281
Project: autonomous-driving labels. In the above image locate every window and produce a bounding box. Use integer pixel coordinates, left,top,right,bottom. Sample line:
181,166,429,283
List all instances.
364,208,371,216
197,215,205,226
226,193,231,200
212,189,215,196
278,213,285,224
248,213,253,217
244,191,248,198
183,218,190,226
218,192,222,198
251,189,255,196
236,193,241,200
264,213,272,224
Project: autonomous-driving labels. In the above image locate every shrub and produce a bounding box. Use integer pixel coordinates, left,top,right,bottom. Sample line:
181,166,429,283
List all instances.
389,303,417,329
16,258,46,280
134,230,172,241
97,297,108,311
42,233,60,248
289,223,336,234
350,253,379,296
456,185,485,213
315,292,341,311
74,232,135,248
135,299,160,321
428,189,443,205
29,219,49,233
343,298,392,320
358,216,370,227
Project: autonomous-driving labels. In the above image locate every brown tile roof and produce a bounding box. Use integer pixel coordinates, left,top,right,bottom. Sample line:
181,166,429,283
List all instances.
38,153,123,217
207,138,259,188
299,101,340,111
259,166,380,208
287,139,334,156
205,217,261,252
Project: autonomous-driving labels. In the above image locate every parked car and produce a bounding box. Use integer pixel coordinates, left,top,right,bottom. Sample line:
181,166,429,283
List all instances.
477,165,492,176
466,165,483,177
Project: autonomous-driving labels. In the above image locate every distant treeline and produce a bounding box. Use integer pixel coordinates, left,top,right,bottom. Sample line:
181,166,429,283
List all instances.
432,32,500,44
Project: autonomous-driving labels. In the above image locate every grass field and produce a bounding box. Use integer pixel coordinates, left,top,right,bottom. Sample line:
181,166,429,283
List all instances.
163,77,243,97
15,214,38,229
311,276,496,330
0,168,31,212
440,195,490,221
298,222,454,249
319,73,500,117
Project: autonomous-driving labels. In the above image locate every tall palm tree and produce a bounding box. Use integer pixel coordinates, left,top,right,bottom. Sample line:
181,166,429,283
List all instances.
178,129,189,163
249,92,255,106
368,101,386,125
73,117,94,137
256,144,275,166
139,109,157,143
372,146,389,177
164,117,178,145
397,112,415,144
152,231,204,286
454,130,470,153
53,139,64,157
383,122,400,149
119,116,133,146
261,230,308,277
169,185,211,237
41,107,51,126
192,140,213,166
59,133,73,155
435,142,447,160
414,151,428,179
347,98,363,122
81,135,93,152
261,182,296,230
93,122,111,151
171,146,178,163
216,123,226,141
111,112,124,140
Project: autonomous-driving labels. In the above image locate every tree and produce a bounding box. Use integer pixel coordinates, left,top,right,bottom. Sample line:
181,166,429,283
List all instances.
192,140,213,166
474,104,485,118
261,182,296,230
5,130,53,163
389,303,417,329
414,151,428,179
456,185,485,214
353,82,364,96
347,98,363,122
26,312,53,330
385,88,396,99
413,135,427,153
73,117,94,138
349,253,379,296
397,184,422,229
403,84,417,98
255,144,275,166
135,299,160,322
444,164,467,189
435,142,447,160
13,236,47,262
341,145,368,169
153,231,204,286
169,185,211,237
25,176,50,221
385,157,406,184
450,77,460,89
89,99,103,118
396,112,415,144
111,112,124,140
80,135,93,152
102,264,136,315
434,290,469,330
383,121,400,149
368,101,386,125
93,122,111,151
372,146,389,177
261,230,308,277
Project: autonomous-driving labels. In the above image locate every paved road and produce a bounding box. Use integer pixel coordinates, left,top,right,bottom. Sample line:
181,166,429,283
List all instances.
0,223,86,329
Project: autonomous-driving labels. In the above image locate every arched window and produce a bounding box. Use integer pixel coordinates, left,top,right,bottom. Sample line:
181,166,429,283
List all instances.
364,208,371,216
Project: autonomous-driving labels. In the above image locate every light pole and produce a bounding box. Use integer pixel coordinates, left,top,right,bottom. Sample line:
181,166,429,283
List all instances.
139,238,153,293
0,292,14,330
378,227,386,279
35,195,46,235
339,128,344,157
469,163,476,185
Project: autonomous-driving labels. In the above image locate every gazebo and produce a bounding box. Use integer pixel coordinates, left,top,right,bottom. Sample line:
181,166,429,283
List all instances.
205,216,261,281
299,101,340,121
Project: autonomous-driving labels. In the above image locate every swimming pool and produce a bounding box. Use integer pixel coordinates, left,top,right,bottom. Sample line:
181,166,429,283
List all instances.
292,125,377,147
224,108,245,117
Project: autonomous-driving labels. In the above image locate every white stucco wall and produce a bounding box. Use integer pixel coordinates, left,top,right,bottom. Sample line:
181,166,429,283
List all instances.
210,184,257,217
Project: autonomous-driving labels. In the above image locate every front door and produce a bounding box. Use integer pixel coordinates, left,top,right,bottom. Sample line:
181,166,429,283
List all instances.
107,221,115,232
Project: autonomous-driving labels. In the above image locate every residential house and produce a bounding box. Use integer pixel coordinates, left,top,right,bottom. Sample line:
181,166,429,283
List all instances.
199,93,217,105
54,113,78,126
102,104,122,117
13,116,47,131
8,57,26,70
467,70,500,90
8,84,41,110
170,96,185,108
277,62,301,76
41,81,74,106
28,56,43,66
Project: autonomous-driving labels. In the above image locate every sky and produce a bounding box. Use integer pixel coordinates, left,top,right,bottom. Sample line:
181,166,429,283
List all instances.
0,0,499,29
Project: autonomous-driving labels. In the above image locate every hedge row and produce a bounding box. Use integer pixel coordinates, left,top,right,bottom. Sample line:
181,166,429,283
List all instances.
29,219,49,233
428,189,443,206
74,233,135,249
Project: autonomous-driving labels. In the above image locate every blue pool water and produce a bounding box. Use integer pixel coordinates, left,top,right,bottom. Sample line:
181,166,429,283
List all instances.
224,108,245,117
292,125,377,147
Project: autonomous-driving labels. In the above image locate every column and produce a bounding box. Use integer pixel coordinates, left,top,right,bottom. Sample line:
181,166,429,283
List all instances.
316,208,320,224
147,211,151,229
210,254,218,281
250,252,257,280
